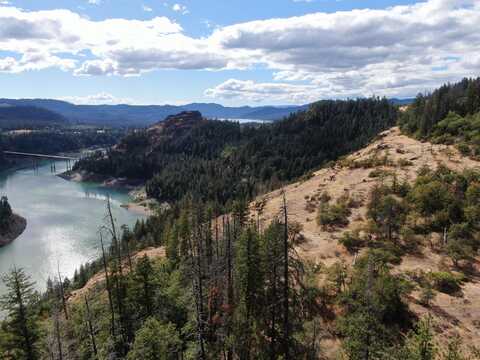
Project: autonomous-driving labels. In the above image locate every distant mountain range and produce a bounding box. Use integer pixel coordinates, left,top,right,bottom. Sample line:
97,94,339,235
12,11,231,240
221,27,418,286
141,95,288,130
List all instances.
0,99,310,127
0,98,414,128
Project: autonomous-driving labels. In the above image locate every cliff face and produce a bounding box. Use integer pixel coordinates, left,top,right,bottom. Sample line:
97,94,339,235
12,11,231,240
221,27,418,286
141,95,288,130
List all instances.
0,213,26,247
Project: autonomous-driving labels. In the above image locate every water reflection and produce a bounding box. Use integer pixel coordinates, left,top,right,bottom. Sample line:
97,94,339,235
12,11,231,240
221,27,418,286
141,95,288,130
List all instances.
0,160,144,296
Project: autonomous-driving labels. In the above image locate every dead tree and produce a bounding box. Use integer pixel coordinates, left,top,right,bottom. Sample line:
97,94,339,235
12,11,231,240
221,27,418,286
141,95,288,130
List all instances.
84,295,98,358
282,192,290,360
99,232,116,338
56,262,68,320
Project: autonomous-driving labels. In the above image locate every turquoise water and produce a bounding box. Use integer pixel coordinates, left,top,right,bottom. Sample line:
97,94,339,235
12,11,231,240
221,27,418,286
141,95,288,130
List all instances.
0,160,144,295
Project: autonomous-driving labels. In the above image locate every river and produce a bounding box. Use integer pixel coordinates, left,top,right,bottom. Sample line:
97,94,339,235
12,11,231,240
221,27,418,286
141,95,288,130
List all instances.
0,159,145,296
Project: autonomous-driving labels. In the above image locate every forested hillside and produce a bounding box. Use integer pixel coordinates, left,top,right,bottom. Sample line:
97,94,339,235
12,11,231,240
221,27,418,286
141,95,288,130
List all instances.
399,77,480,137
1,129,122,155
75,98,397,205
4,81,480,359
0,105,66,129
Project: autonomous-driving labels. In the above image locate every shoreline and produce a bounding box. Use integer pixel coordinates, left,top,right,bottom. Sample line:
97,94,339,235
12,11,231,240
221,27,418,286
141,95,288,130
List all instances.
59,170,156,217
0,213,27,247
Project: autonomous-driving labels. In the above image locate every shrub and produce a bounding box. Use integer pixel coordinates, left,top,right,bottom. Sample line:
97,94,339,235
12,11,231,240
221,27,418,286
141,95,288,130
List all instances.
369,168,392,178
318,191,332,203
457,142,471,156
317,201,351,229
339,231,365,253
429,272,464,295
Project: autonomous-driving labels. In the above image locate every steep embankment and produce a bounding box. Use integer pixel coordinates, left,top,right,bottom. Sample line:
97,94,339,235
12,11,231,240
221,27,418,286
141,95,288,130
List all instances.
0,213,26,246
68,246,165,303
252,127,480,350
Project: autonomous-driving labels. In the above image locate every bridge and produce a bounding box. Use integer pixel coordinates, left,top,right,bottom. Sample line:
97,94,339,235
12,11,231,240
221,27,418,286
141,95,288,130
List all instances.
3,151,79,161
3,151,79,172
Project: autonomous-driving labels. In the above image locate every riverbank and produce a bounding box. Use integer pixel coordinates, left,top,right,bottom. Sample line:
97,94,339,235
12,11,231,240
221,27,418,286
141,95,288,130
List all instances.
0,214,27,247
59,170,156,216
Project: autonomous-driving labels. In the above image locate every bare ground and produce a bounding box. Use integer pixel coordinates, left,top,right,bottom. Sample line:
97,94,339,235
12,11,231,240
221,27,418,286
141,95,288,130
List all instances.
251,127,480,352
68,246,165,303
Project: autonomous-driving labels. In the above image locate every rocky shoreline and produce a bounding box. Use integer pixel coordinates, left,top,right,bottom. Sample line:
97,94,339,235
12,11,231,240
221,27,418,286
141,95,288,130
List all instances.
58,170,143,189
0,213,27,247
59,170,157,216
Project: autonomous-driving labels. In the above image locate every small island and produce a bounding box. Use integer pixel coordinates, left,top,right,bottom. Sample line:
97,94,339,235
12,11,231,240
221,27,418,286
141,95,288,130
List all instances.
0,196,26,247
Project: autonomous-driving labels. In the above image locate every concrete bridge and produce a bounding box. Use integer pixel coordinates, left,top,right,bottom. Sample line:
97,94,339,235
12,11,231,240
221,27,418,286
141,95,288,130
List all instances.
3,151,79,161
3,151,79,172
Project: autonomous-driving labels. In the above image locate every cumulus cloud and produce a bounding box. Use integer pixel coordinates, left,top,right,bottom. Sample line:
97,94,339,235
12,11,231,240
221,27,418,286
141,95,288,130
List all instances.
205,79,319,103
0,5,224,76
172,3,188,14
205,0,480,101
1,0,480,101
59,92,133,105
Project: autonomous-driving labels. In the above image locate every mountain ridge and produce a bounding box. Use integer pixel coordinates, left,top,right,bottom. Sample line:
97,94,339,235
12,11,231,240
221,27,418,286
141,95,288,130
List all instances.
0,98,310,127
0,98,413,127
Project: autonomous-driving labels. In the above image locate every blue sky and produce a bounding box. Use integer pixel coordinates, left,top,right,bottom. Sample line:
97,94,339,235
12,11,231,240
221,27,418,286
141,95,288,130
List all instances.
0,0,478,106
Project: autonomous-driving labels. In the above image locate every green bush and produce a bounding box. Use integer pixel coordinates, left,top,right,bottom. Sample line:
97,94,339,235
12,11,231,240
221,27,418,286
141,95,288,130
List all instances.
317,201,351,229
457,142,471,156
429,272,464,295
339,231,365,253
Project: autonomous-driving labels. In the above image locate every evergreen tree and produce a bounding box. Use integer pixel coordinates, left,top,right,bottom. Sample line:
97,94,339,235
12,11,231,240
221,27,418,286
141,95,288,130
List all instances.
0,196,13,231
127,318,181,360
0,267,39,360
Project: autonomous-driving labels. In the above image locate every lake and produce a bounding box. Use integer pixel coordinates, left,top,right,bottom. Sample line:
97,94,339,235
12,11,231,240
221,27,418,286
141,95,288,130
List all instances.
0,159,144,296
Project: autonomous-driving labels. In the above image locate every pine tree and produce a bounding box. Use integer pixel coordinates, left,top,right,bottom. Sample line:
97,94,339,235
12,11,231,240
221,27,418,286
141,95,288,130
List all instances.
0,267,39,360
132,255,155,319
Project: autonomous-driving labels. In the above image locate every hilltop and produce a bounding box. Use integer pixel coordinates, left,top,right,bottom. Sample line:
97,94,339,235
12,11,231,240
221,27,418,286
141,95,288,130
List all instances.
253,126,480,355
73,98,397,204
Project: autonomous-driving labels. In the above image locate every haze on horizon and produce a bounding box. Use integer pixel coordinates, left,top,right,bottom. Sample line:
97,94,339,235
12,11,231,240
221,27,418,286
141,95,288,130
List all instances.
0,0,478,107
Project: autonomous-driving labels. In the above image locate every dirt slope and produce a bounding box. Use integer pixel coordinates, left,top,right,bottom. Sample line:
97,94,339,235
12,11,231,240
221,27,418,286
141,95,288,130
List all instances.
252,127,480,350
68,247,165,303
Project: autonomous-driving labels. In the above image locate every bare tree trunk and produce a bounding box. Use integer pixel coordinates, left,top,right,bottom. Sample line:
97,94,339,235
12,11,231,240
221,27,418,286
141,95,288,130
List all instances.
188,227,206,360
100,233,116,338
106,196,122,277
226,216,233,360
84,295,98,358
57,262,68,320
282,192,290,360
54,309,63,360
270,260,277,360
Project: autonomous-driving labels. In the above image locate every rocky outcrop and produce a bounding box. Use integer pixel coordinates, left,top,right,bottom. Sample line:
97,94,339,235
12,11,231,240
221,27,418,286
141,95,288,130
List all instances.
0,213,27,247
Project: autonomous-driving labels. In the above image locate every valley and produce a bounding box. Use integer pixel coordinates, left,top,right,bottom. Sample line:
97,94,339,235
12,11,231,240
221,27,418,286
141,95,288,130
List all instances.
1,78,479,359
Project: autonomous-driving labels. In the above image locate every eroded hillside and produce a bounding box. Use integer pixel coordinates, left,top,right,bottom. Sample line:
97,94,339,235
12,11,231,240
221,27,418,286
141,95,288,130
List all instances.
253,127,480,354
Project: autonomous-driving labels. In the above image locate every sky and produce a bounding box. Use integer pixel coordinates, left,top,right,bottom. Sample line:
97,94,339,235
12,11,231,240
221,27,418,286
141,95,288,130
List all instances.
0,0,478,106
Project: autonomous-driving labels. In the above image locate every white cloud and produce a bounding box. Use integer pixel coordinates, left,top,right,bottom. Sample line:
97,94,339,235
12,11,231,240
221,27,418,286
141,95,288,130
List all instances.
205,79,318,103
59,92,132,105
88,0,102,5
206,0,480,101
0,0,480,102
0,6,224,76
142,5,152,12
172,3,188,15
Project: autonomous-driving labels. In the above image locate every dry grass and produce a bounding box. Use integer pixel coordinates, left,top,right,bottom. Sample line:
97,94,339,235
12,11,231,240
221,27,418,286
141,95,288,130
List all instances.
250,127,480,354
